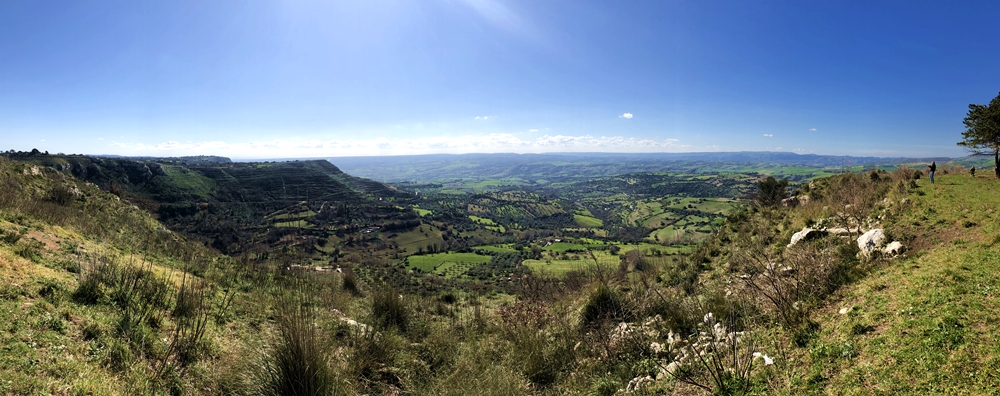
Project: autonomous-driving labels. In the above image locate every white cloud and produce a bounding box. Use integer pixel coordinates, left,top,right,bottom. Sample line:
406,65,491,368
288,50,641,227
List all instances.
809,128,817,131
775,147,784,151
474,116,490,120
111,134,696,158
620,113,633,119
529,129,539,132
763,134,773,137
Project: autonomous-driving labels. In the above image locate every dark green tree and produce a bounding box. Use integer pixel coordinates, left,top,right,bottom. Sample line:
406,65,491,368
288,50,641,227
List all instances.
958,92,1000,178
756,176,788,206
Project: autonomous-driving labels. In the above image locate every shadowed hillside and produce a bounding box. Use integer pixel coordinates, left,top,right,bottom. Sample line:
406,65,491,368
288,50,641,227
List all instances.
3,152,414,254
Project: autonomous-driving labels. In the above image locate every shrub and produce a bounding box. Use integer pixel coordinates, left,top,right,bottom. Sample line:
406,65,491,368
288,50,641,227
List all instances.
347,330,401,390
106,339,134,371
497,301,575,387
39,312,66,333
341,269,360,296
736,236,858,328
659,256,700,295
372,284,409,332
46,184,76,206
257,303,335,396
15,239,44,262
756,176,788,206
515,326,573,386
72,276,105,305
581,285,627,329
38,279,67,305
619,250,647,273
0,228,23,245
653,304,765,396
590,376,622,396
827,173,887,234
81,320,104,341
172,282,203,319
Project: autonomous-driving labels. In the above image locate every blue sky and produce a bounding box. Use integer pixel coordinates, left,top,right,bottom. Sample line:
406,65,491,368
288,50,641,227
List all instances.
1,1,998,158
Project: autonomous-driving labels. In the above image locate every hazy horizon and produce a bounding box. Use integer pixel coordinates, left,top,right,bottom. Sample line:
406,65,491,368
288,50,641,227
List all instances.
38,150,958,163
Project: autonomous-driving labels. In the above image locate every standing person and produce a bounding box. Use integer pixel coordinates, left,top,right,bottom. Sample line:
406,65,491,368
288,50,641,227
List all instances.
928,161,936,184
971,166,976,178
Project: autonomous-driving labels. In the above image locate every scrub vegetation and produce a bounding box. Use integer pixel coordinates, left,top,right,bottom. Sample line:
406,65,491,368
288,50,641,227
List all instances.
0,150,994,394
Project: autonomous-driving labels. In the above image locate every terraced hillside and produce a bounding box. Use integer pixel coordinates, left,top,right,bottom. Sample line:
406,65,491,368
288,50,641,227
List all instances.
6,153,414,254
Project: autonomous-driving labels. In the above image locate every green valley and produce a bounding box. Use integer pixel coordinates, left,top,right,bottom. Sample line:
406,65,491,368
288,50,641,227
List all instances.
2,149,996,395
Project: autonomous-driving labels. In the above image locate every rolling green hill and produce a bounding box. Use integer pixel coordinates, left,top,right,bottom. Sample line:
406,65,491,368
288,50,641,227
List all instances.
4,150,996,395
5,152,415,254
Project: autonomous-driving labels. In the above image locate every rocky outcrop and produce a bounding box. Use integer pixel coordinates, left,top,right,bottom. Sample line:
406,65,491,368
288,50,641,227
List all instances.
825,227,853,237
22,165,42,176
883,241,905,256
148,162,167,177
857,229,886,258
123,161,154,183
331,308,373,336
788,227,827,247
782,195,810,208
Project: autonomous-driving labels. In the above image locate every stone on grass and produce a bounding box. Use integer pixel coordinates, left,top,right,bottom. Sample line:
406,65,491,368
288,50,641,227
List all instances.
826,227,852,237
857,229,886,258
883,241,904,256
788,227,827,247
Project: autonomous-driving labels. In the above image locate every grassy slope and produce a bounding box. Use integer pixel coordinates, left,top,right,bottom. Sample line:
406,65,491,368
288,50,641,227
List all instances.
392,225,445,254
573,214,604,227
0,160,254,394
796,173,1000,394
405,252,492,272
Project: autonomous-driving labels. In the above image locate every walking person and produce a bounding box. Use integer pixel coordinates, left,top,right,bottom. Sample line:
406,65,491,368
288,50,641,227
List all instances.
971,166,976,178
928,161,936,184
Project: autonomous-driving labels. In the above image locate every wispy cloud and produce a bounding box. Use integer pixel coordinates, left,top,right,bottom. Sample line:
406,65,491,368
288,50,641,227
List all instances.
763,134,773,137
456,0,544,46
529,129,539,132
111,134,695,158
474,116,490,120
620,113,633,119
809,128,817,131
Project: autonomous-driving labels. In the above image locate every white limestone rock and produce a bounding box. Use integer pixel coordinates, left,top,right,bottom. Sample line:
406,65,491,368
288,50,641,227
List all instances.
883,241,905,256
857,229,886,257
825,227,852,237
788,227,827,247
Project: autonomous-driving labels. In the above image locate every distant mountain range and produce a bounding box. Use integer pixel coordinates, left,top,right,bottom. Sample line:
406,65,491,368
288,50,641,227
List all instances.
319,152,958,182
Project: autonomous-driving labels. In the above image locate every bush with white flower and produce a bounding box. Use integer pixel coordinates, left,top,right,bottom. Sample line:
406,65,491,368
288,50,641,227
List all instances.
616,311,774,395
